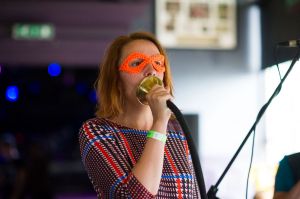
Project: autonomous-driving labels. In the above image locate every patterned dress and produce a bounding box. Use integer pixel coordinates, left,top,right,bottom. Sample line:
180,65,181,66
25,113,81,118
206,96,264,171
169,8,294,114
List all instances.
79,117,200,198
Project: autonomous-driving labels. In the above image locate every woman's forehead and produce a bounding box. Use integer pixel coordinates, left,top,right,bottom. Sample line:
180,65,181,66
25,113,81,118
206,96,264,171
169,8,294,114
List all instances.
121,39,160,57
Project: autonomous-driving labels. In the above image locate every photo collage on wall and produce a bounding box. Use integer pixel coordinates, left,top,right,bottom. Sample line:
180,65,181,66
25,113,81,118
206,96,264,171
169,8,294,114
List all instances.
155,0,237,49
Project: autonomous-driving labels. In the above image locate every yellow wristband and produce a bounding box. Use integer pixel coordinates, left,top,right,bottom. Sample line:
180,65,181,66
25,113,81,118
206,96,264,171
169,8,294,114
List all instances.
147,130,167,143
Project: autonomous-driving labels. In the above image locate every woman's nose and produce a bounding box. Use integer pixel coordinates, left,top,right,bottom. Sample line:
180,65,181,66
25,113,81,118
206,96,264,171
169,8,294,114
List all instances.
143,63,156,77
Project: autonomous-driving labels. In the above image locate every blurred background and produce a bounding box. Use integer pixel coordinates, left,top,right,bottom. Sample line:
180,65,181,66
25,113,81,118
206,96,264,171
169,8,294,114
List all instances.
0,0,300,198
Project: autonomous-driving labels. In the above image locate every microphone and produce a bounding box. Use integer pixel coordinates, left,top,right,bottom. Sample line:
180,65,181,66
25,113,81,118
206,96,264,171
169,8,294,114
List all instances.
277,39,300,47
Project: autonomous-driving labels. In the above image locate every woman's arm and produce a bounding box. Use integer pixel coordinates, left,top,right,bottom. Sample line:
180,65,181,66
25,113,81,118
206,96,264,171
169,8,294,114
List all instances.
79,120,156,199
132,85,172,195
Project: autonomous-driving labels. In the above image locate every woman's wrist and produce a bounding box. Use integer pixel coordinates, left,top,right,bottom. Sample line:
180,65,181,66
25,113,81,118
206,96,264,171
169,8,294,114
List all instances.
152,118,169,131
147,130,167,143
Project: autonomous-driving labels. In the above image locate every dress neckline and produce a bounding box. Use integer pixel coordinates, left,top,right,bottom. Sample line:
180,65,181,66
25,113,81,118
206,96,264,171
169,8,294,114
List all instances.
98,117,147,132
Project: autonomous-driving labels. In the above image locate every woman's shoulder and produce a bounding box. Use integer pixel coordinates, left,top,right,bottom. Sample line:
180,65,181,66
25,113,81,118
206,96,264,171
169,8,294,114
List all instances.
84,117,123,126
82,117,108,126
79,117,120,136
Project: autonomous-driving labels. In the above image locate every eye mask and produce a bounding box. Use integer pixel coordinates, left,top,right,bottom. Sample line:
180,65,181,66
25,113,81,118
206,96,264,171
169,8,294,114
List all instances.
119,52,165,74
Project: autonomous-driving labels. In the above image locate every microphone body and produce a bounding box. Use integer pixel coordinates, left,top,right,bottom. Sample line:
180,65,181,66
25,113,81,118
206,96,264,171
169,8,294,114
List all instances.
278,39,300,47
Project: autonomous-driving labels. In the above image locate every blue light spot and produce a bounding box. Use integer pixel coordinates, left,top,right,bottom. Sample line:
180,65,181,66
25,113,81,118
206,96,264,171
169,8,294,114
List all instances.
48,63,61,77
6,86,19,102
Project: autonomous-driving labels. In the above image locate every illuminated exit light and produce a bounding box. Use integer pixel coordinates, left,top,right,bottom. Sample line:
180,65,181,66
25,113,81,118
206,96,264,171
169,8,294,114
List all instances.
12,23,55,40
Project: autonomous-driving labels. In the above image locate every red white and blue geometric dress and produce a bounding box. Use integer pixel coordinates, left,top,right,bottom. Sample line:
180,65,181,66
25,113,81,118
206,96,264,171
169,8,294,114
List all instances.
79,117,200,198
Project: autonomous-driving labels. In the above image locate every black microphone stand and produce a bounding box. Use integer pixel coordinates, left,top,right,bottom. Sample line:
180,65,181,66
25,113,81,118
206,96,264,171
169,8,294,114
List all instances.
207,47,300,199
167,100,208,199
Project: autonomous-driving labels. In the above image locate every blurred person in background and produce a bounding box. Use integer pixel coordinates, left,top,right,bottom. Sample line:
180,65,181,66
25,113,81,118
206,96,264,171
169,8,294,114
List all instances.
0,133,26,199
273,152,300,199
79,32,201,198
0,133,53,199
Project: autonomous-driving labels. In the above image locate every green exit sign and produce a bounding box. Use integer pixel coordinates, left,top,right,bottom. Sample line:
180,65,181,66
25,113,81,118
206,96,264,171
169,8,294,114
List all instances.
12,23,55,40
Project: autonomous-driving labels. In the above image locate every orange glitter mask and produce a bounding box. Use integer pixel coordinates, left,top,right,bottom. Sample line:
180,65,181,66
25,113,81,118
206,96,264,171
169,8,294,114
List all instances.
119,52,165,74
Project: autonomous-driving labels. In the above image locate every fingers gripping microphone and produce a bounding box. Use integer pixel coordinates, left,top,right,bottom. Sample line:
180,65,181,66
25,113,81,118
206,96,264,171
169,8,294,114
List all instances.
136,75,181,111
136,75,163,105
136,75,208,199
277,39,300,47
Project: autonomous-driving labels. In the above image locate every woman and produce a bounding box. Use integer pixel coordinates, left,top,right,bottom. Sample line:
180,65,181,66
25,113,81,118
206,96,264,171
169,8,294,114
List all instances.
79,32,200,198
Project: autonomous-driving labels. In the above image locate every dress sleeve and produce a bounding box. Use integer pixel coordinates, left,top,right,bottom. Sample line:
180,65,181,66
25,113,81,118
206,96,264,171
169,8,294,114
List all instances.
274,156,295,192
78,119,155,199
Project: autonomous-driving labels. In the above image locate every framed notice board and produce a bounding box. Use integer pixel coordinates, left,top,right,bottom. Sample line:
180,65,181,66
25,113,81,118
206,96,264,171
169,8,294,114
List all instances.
155,0,237,49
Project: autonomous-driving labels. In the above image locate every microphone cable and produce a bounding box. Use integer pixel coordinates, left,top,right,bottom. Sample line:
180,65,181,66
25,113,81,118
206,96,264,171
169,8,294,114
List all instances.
167,100,208,199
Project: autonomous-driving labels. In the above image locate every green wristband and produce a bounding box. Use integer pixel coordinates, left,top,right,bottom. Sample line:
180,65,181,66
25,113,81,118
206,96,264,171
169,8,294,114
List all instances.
147,130,167,143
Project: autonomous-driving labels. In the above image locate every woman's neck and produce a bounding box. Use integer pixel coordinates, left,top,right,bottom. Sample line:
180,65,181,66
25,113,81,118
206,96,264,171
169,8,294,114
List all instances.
111,102,153,130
